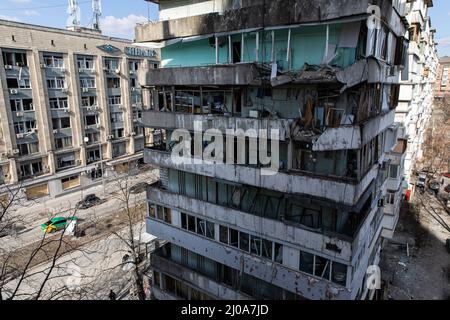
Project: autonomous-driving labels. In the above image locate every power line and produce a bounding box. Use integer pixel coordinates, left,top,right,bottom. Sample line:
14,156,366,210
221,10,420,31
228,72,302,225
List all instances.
0,0,91,11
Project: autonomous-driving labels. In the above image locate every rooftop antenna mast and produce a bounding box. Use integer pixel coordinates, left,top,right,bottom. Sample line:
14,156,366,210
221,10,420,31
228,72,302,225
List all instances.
67,0,81,28
92,0,102,31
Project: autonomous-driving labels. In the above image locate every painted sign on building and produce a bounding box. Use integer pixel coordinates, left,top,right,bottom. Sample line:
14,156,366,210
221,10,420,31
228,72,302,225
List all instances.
125,46,157,58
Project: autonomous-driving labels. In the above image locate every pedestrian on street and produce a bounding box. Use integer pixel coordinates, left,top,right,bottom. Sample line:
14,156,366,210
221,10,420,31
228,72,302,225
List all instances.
109,290,116,300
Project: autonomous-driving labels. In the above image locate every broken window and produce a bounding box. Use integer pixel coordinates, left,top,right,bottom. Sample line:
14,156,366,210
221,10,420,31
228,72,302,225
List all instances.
230,229,239,248
274,243,283,264
299,251,314,274
239,232,250,252
314,255,331,280
262,240,272,260
219,225,228,244
332,262,347,286
187,215,196,233
250,235,262,256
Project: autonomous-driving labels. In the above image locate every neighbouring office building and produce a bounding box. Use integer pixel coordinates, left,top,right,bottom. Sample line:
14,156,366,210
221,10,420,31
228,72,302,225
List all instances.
0,19,159,199
137,0,413,300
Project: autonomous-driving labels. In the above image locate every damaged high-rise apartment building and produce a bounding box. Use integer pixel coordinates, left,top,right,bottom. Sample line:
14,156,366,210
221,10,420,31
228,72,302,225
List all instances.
136,0,414,300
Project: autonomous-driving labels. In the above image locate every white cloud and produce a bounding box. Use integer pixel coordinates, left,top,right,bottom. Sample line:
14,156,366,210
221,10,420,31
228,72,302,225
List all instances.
438,37,450,47
100,14,148,39
0,14,21,22
23,10,40,16
9,0,32,4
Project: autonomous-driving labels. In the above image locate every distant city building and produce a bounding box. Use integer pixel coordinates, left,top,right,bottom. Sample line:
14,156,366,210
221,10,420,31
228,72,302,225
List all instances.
393,0,439,192
435,56,450,98
0,19,159,199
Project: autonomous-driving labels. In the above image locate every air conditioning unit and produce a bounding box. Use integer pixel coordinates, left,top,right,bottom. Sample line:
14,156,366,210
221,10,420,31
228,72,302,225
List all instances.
9,89,19,95
93,105,100,111
31,128,37,134
82,87,89,93
53,129,58,134
12,149,20,155
16,112,24,117
5,65,13,70
130,132,136,137
118,105,124,110
40,63,47,68
131,87,136,92
102,67,109,71
16,133,25,139
63,108,70,113
86,107,93,111
107,135,114,140
114,69,121,74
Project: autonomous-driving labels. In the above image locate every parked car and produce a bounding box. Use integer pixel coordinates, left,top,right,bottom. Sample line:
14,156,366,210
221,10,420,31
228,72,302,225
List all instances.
129,182,148,194
76,194,101,210
41,217,78,234
416,173,427,189
429,180,441,194
444,184,450,193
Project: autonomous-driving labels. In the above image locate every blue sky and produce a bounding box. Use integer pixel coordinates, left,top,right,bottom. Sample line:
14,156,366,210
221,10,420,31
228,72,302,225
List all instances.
0,0,449,57
0,0,159,40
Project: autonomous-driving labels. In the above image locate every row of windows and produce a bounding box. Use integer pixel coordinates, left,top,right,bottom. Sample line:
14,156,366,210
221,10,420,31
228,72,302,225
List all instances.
219,225,283,264
148,203,349,287
181,212,215,240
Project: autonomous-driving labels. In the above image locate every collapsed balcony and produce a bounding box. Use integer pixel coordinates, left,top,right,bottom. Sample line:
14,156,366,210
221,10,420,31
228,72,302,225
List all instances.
143,80,400,145
144,138,382,206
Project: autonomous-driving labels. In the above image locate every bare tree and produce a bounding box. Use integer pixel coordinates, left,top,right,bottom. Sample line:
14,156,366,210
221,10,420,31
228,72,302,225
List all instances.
106,164,157,300
415,97,450,175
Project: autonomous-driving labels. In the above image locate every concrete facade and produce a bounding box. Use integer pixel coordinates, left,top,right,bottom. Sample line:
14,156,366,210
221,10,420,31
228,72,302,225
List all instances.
0,20,159,198
393,0,438,188
435,56,450,98
139,0,411,300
